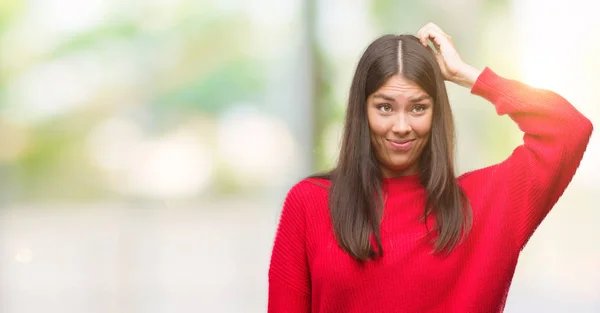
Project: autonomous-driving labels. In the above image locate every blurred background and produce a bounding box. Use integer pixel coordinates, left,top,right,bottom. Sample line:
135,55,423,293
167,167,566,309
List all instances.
0,0,598,312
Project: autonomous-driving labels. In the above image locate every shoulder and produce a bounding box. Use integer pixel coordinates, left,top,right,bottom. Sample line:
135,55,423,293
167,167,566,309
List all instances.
279,177,330,223
457,164,503,195
284,177,331,202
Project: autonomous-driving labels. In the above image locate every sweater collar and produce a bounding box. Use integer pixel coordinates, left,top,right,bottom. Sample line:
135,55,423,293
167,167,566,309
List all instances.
307,174,424,192
381,173,423,192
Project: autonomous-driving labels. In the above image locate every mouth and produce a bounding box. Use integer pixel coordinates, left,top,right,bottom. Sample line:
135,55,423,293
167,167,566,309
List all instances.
386,139,415,151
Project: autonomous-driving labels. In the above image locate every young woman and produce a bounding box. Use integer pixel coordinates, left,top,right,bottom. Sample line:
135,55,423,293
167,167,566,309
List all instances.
268,23,593,313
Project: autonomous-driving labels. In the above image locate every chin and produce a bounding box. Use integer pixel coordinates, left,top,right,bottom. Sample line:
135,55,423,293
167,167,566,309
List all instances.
382,160,419,174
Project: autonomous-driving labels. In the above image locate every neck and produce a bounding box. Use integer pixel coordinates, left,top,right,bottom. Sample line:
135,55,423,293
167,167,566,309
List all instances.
380,165,419,178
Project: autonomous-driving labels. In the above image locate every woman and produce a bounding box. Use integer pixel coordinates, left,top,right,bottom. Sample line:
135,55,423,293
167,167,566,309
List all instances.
268,23,593,313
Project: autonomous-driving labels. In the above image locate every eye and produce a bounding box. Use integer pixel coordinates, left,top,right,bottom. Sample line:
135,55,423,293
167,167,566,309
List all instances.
377,104,392,113
412,105,427,114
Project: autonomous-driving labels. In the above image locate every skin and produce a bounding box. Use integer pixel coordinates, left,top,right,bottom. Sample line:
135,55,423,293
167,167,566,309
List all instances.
367,75,433,178
368,23,483,178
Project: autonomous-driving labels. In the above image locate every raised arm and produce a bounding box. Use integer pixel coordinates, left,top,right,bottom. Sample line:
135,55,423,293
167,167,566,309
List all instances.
418,23,593,249
469,68,592,248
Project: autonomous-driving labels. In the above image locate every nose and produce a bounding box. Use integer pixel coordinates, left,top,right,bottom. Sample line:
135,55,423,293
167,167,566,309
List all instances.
391,115,412,136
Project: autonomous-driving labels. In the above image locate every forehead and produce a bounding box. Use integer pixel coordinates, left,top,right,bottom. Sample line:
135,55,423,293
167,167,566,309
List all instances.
371,74,428,100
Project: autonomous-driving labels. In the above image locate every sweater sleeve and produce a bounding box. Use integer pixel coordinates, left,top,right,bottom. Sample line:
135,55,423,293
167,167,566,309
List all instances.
470,67,593,249
268,182,311,313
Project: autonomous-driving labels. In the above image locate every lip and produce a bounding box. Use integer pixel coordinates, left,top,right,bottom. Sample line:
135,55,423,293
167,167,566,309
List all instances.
387,139,415,151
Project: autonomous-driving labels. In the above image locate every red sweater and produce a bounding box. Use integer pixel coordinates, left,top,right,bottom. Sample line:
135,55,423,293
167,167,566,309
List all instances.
268,68,593,313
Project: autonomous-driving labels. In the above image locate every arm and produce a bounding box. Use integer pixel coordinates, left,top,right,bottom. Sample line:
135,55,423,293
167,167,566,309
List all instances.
470,68,593,248
418,23,593,248
268,182,311,313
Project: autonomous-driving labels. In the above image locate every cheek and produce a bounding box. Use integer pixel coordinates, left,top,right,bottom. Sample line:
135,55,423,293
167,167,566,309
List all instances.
368,115,389,136
411,115,432,136
368,118,390,151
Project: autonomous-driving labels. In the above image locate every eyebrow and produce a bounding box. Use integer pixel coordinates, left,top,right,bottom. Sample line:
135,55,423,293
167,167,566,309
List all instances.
408,95,431,103
372,94,431,103
372,94,395,102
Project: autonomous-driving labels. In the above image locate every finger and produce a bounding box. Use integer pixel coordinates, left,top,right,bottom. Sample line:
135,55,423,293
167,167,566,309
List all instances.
419,23,447,47
417,24,435,46
420,29,438,52
423,28,448,50
425,23,443,34
424,23,448,39
417,24,427,37
425,23,450,39
425,44,436,56
417,27,427,46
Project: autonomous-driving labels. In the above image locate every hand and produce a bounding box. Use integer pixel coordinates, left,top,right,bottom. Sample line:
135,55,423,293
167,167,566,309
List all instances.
416,23,481,88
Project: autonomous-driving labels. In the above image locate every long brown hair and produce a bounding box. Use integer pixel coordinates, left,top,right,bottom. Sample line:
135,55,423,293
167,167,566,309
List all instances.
311,34,472,261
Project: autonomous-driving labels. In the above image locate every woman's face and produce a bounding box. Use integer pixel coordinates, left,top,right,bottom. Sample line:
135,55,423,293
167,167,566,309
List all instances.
366,74,433,178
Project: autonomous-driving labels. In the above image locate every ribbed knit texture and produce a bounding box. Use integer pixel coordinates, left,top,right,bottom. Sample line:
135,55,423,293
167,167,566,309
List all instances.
268,67,593,313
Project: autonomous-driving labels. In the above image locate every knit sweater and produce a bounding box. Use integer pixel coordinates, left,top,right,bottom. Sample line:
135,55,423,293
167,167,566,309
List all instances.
268,68,593,313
